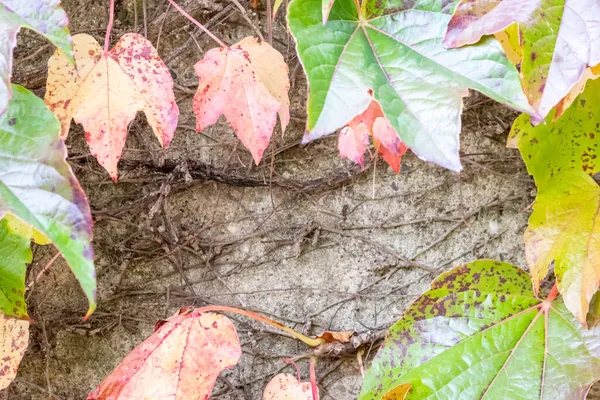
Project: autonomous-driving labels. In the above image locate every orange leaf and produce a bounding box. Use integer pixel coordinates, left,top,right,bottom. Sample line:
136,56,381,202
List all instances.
373,117,408,174
382,383,411,400
45,33,179,181
0,315,29,390
338,124,369,166
263,373,315,400
193,37,290,164
88,309,241,399
340,100,407,173
315,330,354,343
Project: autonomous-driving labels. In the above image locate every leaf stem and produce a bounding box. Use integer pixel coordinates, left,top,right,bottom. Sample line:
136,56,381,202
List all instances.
197,305,326,347
309,357,319,400
104,0,115,53
166,0,229,48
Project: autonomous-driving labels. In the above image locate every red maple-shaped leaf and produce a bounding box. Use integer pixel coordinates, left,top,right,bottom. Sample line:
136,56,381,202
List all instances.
88,308,241,399
193,37,290,164
338,101,407,173
45,33,179,180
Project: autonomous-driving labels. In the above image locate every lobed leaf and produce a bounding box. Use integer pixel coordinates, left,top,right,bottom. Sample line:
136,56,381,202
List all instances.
360,260,600,399
525,171,600,324
508,77,600,188
45,33,179,180
0,0,73,116
193,37,290,165
0,85,95,316
0,218,31,318
88,308,242,399
288,0,533,172
0,314,28,390
444,0,600,122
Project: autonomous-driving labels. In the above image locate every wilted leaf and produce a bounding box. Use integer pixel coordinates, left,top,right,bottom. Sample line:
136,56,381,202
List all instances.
315,330,353,343
0,218,31,318
193,36,290,164
0,314,29,390
508,77,600,188
338,124,369,166
0,85,95,316
263,373,313,400
360,260,600,400
0,0,73,116
444,0,600,122
45,33,179,180
288,0,533,172
88,308,241,399
525,170,600,324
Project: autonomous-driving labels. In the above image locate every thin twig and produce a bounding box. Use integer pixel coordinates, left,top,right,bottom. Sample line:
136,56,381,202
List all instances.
166,0,228,48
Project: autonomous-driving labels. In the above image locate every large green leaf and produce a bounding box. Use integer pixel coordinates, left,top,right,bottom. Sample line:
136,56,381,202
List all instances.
0,85,95,317
0,0,73,116
0,218,31,318
444,0,600,123
360,260,600,400
525,170,600,325
287,0,533,171
508,77,600,188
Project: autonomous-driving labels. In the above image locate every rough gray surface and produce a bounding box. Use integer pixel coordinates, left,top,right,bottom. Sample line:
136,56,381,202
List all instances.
3,0,563,399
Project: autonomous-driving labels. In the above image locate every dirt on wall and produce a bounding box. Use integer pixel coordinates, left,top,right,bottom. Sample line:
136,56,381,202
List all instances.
3,0,589,399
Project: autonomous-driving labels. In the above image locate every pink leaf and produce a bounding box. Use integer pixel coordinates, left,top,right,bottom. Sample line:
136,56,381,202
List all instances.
338,123,369,166
263,373,315,400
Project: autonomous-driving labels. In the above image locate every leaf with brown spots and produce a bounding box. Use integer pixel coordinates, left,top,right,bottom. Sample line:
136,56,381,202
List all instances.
360,260,600,400
444,0,600,123
0,0,73,116
508,77,600,188
0,314,28,390
525,170,600,324
0,218,31,319
88,308,241,399
193,36,290,164
263,373,315,400
45,33,179,180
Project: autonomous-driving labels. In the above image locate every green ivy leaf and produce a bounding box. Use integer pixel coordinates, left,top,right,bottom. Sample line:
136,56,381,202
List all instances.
287,0,533,171
360,260,600,400
0,85,95,317
508,78,600,188
525,170,600,324
444,0,600,123
0,218,31,318
0,0,73,115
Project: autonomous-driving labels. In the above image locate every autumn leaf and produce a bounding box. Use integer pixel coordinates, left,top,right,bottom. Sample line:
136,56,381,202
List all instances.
315,330,353,343
554,63,600,120
382,383,411,400
0,314,28,390
360,260,600,400
492,23,521,66
0,85,95,317
338,101,407,173
508,77,600,188
0,218,31,318
288,0,533,172
263,373,314,400
0,0,73,116
88,308,241,399
338,124,369,166
45,33,179,180
444,0,600,122
525,171,600,324
193,36,290,164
